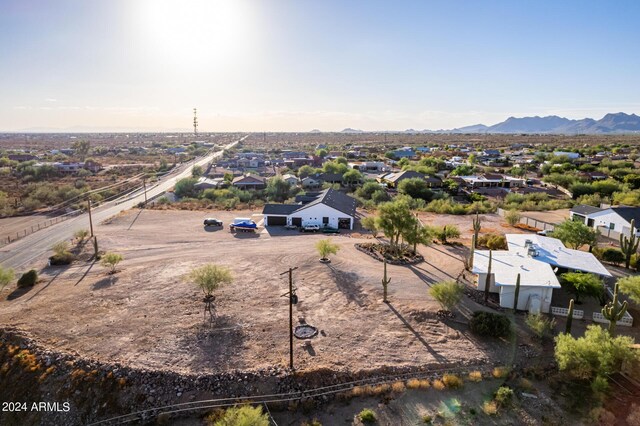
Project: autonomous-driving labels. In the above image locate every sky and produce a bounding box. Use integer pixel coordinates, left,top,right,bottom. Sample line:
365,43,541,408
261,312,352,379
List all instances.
1,0,640,132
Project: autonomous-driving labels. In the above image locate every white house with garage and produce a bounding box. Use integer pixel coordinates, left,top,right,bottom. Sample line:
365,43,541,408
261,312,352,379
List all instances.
262,188,357,230
570,205,640,237
472,234,611,314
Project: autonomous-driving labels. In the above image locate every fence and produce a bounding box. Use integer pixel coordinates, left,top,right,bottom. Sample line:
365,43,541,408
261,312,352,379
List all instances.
0,210,81,247
496,208,556,232
551,306,584,319
592,311,633,327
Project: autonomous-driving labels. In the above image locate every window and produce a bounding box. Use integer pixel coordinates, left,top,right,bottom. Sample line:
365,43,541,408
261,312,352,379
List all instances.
323,217,329,224
609,223,615,230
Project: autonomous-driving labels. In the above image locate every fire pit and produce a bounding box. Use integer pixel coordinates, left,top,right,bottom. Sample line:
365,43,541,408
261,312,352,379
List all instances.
294,324,318,339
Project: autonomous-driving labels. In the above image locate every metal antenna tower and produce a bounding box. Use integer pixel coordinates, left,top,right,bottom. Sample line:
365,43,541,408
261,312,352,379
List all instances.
193,108,198,136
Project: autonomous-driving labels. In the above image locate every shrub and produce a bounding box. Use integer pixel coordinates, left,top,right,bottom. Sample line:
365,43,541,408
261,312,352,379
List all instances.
495,386,513,406
100,252,123,273
0,266,14,291
525,314,556,339
17,270,38,288
482,400,498,415
422,413,432,423
492,366,510,379
49,241,74,265
469,312,511,338
468,371,483,382
406,378,421,389
432,379,445,390
74,229,89,242
505,209,521,226
208,404,269,426
429,281,464,311
391,381,406,393
442,374,463,389
601,248,625,265
477,234,507,250
358,408,376,423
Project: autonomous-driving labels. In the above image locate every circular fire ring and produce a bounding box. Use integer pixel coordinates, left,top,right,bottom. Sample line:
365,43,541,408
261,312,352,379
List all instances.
294,324,318,339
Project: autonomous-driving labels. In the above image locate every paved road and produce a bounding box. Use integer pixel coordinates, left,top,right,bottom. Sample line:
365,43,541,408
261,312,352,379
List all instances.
0,136,246,271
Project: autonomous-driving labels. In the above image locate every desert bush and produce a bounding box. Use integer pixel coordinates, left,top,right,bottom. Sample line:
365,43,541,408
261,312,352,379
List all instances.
470,312,511,338
429,281,464,311
525,314,556,339
391,381,406,393
442,374,463,389
207,404,269,426
495,386,513,406
0,265,14,291
468,371,483,382
17,270,37,288
406,378,422,389
100,252,123,273
50,241,75,265
316,239,340,261
301,419,322,426
601,248,625,265
421,413,432,423
482,400,498,415
476,234,507,250
432,379,445,390
505,209,521,226
492,366,511,379
518,378,534,391
74,229,89,242
358,408,376,423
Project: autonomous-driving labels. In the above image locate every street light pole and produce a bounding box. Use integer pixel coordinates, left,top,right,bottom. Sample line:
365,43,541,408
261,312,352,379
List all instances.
280,266,298,370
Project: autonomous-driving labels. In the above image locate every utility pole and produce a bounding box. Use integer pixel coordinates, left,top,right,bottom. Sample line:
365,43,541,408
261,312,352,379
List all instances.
88,199,98,258
142,177,148,207
87,199,94,237
280,266,298,370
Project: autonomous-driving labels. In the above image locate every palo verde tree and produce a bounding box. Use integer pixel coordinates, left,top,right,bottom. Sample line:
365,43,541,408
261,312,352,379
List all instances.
360,216,379,238
550,220,599,250
619,219,639,269
617,275,640,305
189,264,233,321
316,239,340,262
100,252,123,274
560,272,604,304
404,222,433,254
375,199,419,254
429,280,465,313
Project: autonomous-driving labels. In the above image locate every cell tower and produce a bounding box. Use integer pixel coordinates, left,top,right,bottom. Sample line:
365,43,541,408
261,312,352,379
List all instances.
193,108,198,136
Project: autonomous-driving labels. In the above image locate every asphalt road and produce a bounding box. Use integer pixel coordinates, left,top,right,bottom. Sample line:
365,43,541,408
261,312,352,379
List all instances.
0,136,246,271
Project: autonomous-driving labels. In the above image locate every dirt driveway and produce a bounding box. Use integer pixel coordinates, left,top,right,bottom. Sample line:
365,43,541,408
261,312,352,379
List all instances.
0,209,510,374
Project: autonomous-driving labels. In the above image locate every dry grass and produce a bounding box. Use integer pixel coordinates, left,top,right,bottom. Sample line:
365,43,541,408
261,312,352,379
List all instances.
391,381,406,393
432,379,445,390
468,371,483,382
482,400,498,415
406,378,421,389
442,374,463,389
370,383,391,395
351,385,366,397
518,377,534,391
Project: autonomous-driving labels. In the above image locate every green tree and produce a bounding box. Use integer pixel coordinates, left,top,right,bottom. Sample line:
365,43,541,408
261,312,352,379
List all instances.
429,281,464,312
397,177,434,201
265,176,291,202
72,140,91,161
174,177,199,198
316,239,340,262
342,169,362,187
101,252,123,273
0,265,14,292
361,216,379,237
209,404,269,426
189,264,233,298
298,165,316,178
551,220,599,250
315,148,328,158
223,172,234,183
191,165,203,178
375,200,418,252
322,161,348,175
617,275,640,305
560,272,603,304
554,325,638,389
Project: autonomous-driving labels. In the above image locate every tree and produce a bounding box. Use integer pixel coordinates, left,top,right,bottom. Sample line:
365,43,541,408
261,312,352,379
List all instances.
429,281,464,312
322,161,348,175
191,165,203,178
404,224,433,254
315,148,328,158
560,272,604,304
101,252,123,273
316,239,340,262
361,216,379,238
554,324,638,389
223,172,234,183
550,220,598,250
617,275,640,305
397,178,434,201
72,140,91,161
189,264,233,302
265,177,291,202
297,165,316,178
209,404,269,426
174,177,199,198
375,199,418,252
505,209,521,226
342,169,362,187
0,265,14,292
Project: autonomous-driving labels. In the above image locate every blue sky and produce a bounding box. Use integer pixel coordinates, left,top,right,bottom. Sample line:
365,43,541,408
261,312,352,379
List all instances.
1,0,639,131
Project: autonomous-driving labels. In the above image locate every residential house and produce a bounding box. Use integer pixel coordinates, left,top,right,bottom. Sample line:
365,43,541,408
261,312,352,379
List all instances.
392,147,416,159
195,177,225,190
8,154,38,162
262,188,357,229
232,174,266,190
482,149,501,157
472,234,611,313
553,151,580,160
301,176,322,189
379,170,442,189
280,174,299,186
570,205,640,236
458,174,525,189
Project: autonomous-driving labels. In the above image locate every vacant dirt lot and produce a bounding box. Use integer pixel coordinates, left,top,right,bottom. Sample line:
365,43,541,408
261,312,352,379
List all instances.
0,210,514,374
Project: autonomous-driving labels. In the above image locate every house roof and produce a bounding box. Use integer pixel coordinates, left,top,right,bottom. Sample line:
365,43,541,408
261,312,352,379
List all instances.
262,204,300,215
384,170,425,183
294,188,357,217
571,204,603,216
610,207,640,226
505,234,612,277
232,175,266,184
472,250,561,288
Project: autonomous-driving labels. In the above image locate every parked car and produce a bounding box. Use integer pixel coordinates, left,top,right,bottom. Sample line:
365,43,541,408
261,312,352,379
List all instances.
204,218,223,227
537,229,549,236
322,227,340,234
302,224,320,232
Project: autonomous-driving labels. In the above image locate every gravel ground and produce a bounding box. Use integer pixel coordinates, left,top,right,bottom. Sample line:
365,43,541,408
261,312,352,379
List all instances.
0,209,512,374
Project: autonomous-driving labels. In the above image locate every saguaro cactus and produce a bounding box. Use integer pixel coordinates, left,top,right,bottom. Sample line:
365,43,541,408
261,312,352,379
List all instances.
469,234,476,270
472,212,481,248
602,283,628,336
382,258,391,303
620,219,639,269
566,299,574,334
484,250,492,303
513,273,521,312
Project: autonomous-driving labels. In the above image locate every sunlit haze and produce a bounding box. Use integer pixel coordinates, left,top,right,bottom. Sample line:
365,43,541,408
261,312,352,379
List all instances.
1,0,640,132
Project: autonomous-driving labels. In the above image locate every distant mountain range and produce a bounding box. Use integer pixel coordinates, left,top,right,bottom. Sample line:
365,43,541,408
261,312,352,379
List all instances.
427,112,640,134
